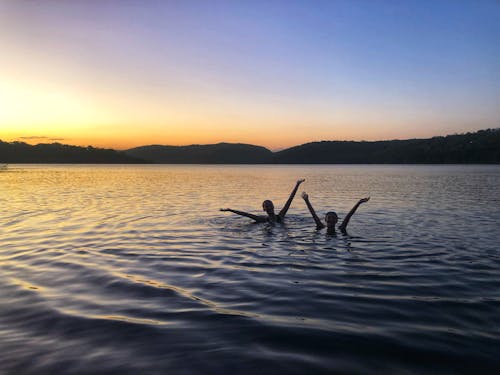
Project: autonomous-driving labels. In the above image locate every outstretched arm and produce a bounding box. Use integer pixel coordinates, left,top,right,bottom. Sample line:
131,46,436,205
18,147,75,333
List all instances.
220,208,266,222
301,192,325,229
278,179,305,218
339,197,370,233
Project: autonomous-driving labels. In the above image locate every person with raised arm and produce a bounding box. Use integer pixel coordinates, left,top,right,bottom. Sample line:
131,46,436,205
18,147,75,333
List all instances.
301,192,370,234
220,179,305,223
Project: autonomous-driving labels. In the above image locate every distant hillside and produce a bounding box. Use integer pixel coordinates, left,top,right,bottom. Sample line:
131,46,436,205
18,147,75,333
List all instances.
0,141,146,163
3,129,499,164
275,129,500,164
126,142,274,163
127,129,500,164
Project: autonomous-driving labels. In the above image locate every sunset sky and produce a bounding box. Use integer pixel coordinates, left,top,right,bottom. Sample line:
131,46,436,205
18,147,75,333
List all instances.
0,0,499,150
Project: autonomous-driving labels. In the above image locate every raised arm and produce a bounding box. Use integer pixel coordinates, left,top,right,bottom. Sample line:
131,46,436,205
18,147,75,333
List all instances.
339,197,370,233
278,179,305,218
301,192,325,229
220,208,266,222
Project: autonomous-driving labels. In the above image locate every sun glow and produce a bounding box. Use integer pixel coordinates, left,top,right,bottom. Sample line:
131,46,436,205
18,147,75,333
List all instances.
1,1,498,150
0,80,107,130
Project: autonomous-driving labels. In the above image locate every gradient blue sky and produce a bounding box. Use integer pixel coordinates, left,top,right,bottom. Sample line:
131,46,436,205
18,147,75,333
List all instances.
0,0,499,149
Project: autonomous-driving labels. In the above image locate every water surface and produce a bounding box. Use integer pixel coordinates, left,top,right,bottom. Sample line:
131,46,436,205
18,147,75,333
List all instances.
1,165,499,374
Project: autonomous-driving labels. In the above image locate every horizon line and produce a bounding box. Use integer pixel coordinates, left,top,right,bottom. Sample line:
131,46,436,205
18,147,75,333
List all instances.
2,127,499,152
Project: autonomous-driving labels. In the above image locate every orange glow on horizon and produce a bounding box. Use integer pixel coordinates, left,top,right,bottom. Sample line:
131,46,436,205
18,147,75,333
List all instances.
0,75,481,150
0,45,491,151
0,40,493,151
1,124,471,151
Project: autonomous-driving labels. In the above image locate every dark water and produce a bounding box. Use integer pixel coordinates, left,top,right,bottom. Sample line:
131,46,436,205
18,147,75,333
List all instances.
1,165,499,374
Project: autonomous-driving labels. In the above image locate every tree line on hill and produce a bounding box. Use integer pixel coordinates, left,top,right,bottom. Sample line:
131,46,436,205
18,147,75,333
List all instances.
0,141,145,163
273,128,500,164
1,128,499,164
126,128,500,164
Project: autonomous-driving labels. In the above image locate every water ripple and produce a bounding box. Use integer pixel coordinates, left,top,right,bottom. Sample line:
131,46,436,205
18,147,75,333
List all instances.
1,165,500,374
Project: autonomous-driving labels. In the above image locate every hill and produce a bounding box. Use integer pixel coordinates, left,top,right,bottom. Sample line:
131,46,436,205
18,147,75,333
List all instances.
126,142,274,163
2,128,499,164
127,129,500,164
0,141,146,163
274,129,500,164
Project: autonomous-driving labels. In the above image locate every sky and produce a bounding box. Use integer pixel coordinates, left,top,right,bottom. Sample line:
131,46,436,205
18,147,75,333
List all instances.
0,0,499,150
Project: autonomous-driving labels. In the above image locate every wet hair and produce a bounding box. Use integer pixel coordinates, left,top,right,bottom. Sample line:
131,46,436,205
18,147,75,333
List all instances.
325,211,338,220
262,200,274,211
262,200,274,207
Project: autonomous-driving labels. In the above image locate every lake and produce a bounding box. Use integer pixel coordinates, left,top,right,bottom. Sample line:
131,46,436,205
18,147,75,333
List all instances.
1,165,499,374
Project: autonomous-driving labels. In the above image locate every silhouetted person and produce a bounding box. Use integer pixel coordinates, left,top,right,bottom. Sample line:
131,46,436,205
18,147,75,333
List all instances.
301,192,370,235
220,179,305,223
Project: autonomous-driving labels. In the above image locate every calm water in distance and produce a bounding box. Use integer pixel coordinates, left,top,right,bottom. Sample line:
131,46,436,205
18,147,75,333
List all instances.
1,164,499,374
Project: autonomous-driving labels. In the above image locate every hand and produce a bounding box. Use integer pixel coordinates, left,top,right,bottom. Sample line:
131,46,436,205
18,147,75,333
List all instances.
220,208,229,211
358,197,370,204
301,192,309,200
297,178,305,185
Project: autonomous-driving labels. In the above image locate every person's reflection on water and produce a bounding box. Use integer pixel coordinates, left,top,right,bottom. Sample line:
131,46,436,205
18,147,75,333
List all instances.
220,179,305,223
301,192,370,235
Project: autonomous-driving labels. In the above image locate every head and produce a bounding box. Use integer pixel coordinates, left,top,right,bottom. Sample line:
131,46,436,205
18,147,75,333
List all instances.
262,200,275,215
325,211,338,228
